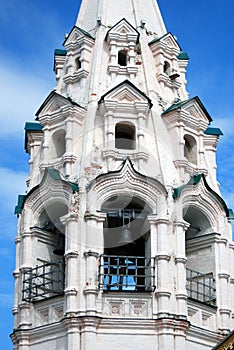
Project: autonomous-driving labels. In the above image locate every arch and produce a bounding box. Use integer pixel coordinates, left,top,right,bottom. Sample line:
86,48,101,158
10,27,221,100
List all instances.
52,129,66,158
115,122,136,150
184,134,197,164
100,195,153,292
183,205,212,239
118,49,128,66
88,158,167,214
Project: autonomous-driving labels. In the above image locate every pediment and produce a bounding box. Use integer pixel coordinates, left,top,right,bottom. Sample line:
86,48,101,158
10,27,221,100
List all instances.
99,80,152,111
36,91,84,122
149,32,181,51
162,96,212,126
106,18,139,43
63,26,95,47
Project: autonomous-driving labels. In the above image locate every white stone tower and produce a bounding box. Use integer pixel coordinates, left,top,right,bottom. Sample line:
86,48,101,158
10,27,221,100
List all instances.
12,1,234,349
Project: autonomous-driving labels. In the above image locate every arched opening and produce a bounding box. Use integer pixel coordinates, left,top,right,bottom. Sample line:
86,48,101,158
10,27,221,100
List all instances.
22,203,68,302
118,49,128,66
163,61,171,75
75,56,81,70
52,130,66,158
184,134,197,164
99,195,155,292
115,122,136,150
183,206,216,305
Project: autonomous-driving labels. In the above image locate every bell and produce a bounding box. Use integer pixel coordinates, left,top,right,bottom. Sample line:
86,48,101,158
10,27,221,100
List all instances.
53,233,65,256
118,225,133,246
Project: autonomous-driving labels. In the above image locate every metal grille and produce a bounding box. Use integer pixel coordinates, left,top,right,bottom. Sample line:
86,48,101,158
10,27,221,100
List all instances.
99,255,155,292
186,268,216,305
22,260,64,302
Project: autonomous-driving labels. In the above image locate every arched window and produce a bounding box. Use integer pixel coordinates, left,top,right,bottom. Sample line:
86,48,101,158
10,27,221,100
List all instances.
163,61,171,75
118,49,128,66
100,196,154,292
183,206,216,305
115,122,136,150
75,56,81,70
52,130,66,158
184,134,197,164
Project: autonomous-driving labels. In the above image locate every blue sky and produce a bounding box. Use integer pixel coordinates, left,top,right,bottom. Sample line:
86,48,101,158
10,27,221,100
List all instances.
0,0,233,348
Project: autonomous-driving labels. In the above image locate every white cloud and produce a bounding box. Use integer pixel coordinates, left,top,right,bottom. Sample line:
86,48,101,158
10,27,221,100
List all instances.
0,61,52,136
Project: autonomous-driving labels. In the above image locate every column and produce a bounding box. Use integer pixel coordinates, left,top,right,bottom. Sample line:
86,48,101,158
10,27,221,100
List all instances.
61,213,80,316
217,238,231,331
174,221,189,318
154,218,171,317
84,212,106,315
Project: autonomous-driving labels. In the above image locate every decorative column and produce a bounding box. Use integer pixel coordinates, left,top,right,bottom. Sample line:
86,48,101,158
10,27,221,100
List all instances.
63,317,81,350
84,212,106,315
41,126,50,168
174,221,189,319
217,238,231,332
60,197,80,316
154,217,171,317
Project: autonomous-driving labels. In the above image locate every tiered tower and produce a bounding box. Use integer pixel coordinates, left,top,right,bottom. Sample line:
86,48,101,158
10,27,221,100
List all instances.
12,1,234,349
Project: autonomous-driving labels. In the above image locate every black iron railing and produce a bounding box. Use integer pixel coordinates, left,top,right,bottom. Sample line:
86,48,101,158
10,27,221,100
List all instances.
22,260,64,302
186,268,216,305
99,255,155,292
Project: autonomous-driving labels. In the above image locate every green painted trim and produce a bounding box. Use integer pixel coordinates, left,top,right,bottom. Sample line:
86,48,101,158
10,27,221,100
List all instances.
14,195,26,215
177,51,189,60
54,49,67,56
204,127,223,136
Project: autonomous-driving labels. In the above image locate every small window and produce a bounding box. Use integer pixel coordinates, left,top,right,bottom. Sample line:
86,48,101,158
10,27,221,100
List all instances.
184,134,197,164
163,61,171,75
118,50,128,66
53,130,66,158
75,57,81,70
115,123,135,150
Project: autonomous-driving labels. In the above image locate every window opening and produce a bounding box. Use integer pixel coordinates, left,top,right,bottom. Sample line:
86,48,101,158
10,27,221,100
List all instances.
184,134,197,164
118,50,128,66
115,123,136,150
100,197,154,292
163,61,171,75
75,57,81,70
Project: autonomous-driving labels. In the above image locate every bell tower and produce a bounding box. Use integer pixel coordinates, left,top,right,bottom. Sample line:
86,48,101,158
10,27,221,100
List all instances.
12,1,234,349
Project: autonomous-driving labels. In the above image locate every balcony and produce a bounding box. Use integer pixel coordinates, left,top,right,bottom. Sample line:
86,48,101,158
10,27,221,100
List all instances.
22,260,64,302
186,268,216,306
99,255,155,292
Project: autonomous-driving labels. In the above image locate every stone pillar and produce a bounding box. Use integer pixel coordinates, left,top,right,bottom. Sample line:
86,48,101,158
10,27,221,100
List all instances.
80,317,99,350
174,221,189,318
154,218,171,317
217,238,231,331
63,317,81,350
61,213,80,316
84,212,106,315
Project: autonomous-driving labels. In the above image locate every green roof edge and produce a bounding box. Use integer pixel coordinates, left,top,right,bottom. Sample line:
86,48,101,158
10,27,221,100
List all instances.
25,122,43,131
204,127,223,136
54,49,67,56
15,195,26,215
177,51,189,60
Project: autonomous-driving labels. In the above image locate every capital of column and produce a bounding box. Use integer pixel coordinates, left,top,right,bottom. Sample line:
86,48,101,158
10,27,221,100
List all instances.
175,256,187,264
60,212,79,225
64,249,79,259
218,273,230,280
84,211,106,223
155,253,171,262
84,250,99,258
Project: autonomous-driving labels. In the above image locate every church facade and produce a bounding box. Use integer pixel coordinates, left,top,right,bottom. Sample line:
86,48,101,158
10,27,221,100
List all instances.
12,1,234,349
